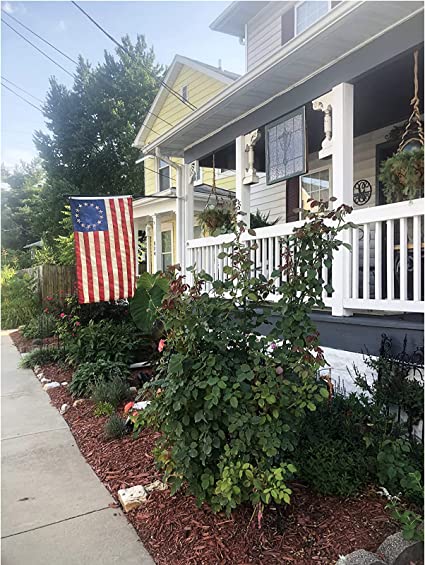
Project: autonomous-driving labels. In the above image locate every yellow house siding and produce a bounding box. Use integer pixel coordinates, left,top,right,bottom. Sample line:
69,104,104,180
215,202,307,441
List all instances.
145,66,229,145
202,168,236,191
144,157,180,195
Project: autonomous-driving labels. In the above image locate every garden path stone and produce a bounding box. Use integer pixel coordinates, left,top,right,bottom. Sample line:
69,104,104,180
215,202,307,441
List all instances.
1,335,154,564
377,531,424,565
336,549,387,564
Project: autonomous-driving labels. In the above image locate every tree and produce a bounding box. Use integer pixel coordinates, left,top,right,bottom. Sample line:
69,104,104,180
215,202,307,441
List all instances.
34,34,165,243
1,159,45,251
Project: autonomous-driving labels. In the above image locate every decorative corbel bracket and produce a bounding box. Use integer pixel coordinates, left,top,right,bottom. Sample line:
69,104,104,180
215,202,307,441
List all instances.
312,92,334,159
243,129,261,185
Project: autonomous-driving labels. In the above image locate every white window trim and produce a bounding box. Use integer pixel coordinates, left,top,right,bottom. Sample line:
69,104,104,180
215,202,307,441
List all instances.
299,164,332,219
160,221,174,269
294,0,332,37
156,157,171,192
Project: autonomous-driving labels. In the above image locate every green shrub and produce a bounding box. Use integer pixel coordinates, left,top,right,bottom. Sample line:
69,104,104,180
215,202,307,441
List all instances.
19,347,60,369
298,438,369,496
64,319,138,366
94,401,115,417
91,375,132,408
104,414,127,440
69,360,129,398
1,267,39,329
377,439,421,499
22,313,57,339
143,202,352,515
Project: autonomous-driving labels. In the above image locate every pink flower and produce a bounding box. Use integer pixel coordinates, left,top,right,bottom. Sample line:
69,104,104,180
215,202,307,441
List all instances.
46,296,53,301
44,308,49,314
124,401,134,414
60,313,66,319
75,321,81,327
158,339,166,352
275,366,284,376
270,342,277,350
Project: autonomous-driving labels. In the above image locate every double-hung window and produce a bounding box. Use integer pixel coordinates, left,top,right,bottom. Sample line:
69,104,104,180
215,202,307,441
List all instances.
158,159,170,192
161,229,173,270
300,168,331,217
295,1,331,35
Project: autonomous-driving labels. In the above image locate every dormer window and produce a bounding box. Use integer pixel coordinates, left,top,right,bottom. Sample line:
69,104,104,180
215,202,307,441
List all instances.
181,85,188,102
295,1,331,35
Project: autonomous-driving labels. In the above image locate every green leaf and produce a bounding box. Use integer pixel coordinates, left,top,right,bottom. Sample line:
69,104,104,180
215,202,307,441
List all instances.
230,397,238,408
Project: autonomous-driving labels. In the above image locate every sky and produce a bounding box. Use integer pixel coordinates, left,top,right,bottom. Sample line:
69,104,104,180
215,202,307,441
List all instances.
1,0,245,169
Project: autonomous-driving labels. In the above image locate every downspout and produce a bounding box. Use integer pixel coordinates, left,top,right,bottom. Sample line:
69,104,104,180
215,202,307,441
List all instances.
155,148,185,270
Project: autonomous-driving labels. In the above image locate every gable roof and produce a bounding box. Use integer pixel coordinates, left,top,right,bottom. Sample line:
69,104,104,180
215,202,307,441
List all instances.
210,1,269,38
133,55,239,149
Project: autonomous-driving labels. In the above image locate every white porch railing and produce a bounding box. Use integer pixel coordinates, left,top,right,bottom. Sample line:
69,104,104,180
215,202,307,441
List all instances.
186,199,425,316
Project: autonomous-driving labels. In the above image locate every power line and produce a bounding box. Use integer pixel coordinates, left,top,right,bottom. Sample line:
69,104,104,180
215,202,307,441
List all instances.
2,82,42,112
2,11,79,65
2,76,44,103
2,19,75,78
71,1,198,112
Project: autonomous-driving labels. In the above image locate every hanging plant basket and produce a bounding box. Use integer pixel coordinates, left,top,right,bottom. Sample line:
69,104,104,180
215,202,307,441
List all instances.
198,202,235,236
379,147,424,203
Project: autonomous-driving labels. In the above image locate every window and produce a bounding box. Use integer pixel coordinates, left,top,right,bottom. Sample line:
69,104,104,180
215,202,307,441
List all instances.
295,1,330,35
158,159,170,191
300,168,331,217
161,229,173,270
265,107,306,185
181,85,188,102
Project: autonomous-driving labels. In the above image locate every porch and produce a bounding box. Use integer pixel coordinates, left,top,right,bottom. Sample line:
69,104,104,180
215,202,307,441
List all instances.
183,46,424,317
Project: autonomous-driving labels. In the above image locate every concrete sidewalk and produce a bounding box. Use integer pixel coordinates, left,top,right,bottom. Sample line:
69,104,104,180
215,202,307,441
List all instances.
1,334,154,565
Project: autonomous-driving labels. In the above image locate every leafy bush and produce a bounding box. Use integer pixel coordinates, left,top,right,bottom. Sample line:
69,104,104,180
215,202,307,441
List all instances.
1,266,39,329
377,439,421,499
299,438,369,496
69,360,129,398
91,375,132,408
22,313,56,339
143,202,351,515
19,347,60,369
94,401,115,417
379,147,423,203
104,414,127,440
64,319,138,366
130,271,169,336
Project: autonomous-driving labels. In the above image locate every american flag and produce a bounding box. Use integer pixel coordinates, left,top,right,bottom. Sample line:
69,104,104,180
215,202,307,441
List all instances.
70,196,136,304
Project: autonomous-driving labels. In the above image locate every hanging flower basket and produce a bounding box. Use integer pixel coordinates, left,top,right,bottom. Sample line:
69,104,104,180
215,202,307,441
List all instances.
198,202,235,236
379,147,424,203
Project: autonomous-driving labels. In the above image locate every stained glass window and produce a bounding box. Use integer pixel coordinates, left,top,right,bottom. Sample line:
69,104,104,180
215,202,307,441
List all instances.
266,107,306,185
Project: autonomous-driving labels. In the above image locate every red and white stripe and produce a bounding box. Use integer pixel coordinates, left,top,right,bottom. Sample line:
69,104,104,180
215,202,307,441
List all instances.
74,196,136,304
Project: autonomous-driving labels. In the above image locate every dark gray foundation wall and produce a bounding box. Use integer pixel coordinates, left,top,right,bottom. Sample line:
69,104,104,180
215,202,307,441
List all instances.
258,312,424,357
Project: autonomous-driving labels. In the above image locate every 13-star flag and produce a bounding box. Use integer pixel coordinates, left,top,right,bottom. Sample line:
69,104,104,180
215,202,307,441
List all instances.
70,196,136,304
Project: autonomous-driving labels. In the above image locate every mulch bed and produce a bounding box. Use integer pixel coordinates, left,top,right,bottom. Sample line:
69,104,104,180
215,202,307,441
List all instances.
10,329,59,353
11,330,397,564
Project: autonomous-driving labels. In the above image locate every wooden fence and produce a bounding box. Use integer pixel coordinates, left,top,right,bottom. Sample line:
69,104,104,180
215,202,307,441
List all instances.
18,265,76,301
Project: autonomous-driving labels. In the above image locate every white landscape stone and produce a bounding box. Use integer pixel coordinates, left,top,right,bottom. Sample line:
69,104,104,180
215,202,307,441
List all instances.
133,401,151,411
144,480,167,493
40,377,51,384
73,399,85,408
118,485,147,512
60,403,70,415
43,382,61,391
61,382,68,387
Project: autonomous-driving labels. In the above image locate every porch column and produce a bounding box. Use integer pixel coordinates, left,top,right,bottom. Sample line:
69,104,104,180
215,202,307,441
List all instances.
175,165,184,269
331,82,354,316
145,223,152,274
236,136,250,228
152,213,162,272
184,163,194,273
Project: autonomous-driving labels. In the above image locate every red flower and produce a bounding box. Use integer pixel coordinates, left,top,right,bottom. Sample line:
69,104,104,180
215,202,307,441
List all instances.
60,313,66,319
75,321,81,327
124,401,134,414
158,339,166,352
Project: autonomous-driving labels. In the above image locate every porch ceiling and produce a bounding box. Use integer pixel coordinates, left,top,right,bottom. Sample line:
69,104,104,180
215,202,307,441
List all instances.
141,1,423,162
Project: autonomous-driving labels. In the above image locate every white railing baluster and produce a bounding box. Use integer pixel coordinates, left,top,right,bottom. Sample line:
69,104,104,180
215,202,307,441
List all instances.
374,221,382,300
399,218,408,300
268,238,273,279
413,215,421,301
386,219,394,300
352,226,359,299
274,237,280,288
362,224,370,299
262,238,268,278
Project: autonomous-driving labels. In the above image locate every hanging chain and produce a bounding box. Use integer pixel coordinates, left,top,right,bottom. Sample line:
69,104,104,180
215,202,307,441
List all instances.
398,49,424,152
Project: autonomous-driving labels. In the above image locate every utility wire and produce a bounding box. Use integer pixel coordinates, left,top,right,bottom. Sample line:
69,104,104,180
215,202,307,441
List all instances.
2,82,42,112
2,76,44,103
2,11,79,65
2,20,75,78
71,0,198,112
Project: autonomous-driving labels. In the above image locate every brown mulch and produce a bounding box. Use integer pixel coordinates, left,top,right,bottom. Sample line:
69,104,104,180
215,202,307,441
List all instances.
11,330,397,564
10,329,59,353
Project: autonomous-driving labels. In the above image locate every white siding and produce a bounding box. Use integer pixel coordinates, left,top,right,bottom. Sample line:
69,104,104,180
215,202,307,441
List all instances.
250,173,286,224
246,2,294,72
